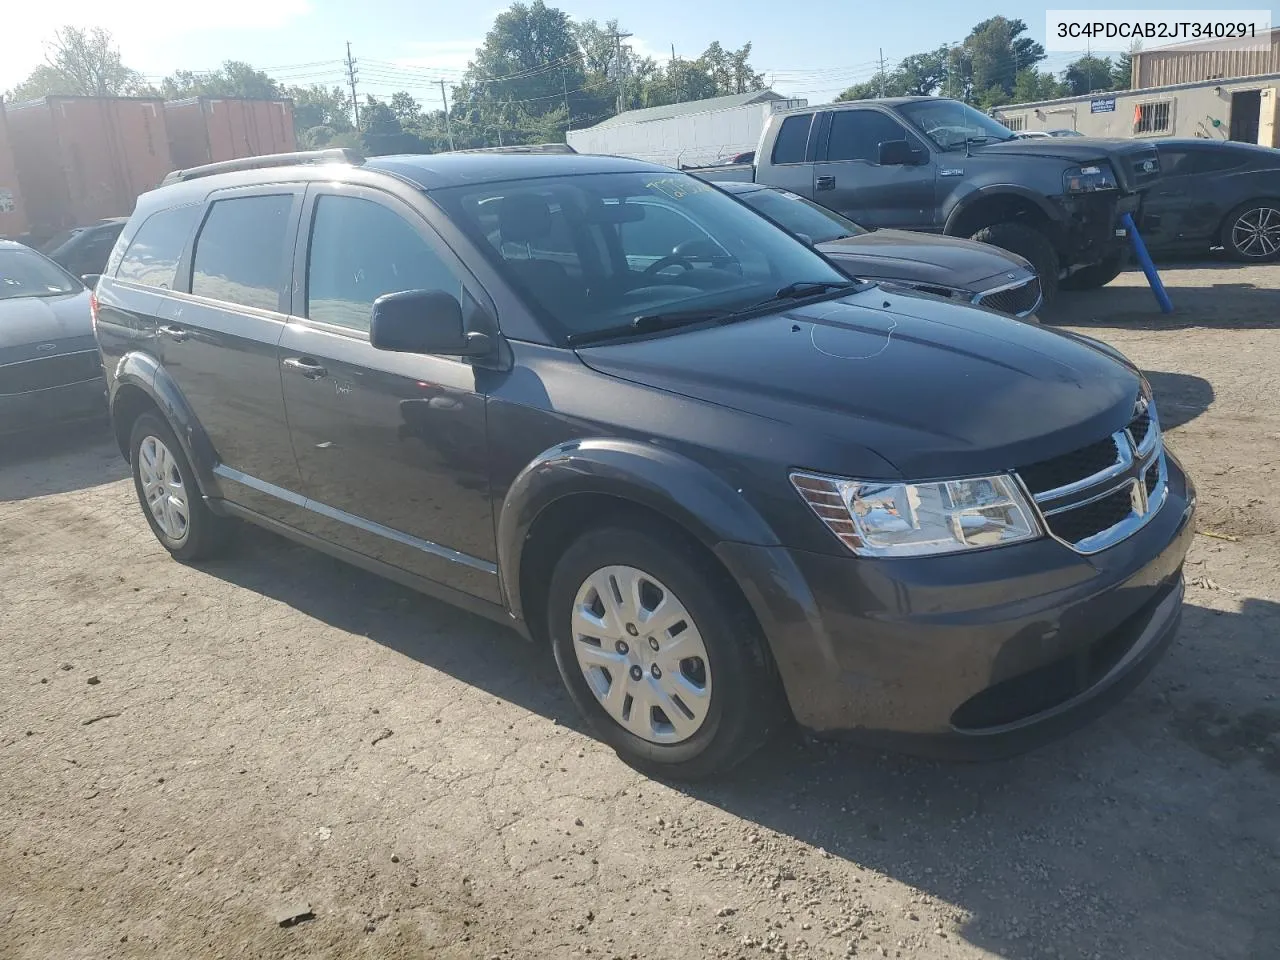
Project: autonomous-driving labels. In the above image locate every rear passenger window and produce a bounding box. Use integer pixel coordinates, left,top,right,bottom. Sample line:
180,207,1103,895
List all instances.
771,114,813,165
306,194,461,332
191,195,293,311
115,205,202,289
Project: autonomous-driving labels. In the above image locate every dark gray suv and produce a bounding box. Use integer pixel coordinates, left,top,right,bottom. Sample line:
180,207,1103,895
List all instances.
93,149,1195,779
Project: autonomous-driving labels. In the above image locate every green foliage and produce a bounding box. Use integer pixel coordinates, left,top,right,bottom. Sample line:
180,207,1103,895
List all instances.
162,61,282,99
1012,68,1065,103
7,27,148,100
1062,55,1118,96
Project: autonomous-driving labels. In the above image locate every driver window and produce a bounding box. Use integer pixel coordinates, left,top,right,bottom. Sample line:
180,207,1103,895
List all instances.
827,111,913,163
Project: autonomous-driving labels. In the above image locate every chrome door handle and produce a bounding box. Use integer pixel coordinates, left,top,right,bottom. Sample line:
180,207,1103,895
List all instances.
158,324,189,342
282,357,328,379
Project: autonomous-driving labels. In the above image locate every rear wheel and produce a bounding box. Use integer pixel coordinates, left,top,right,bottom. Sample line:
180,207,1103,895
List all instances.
970,222,1061,306
129,413,230,561
1061,253,1126,290
1221,199,1280,261
547,525,778,779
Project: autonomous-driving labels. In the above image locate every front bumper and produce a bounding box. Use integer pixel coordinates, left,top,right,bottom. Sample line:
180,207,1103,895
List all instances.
1055,191,1141,267
716,453,1195,759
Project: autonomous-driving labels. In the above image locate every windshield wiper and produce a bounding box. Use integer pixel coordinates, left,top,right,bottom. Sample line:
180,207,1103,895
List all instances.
566,308,730,346
737,279,861,313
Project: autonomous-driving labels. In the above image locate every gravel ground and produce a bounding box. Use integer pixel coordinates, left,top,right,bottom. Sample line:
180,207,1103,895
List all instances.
2,260,1277,960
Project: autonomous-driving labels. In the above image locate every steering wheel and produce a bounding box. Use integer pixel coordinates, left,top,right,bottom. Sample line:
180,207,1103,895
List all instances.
643,254,695,277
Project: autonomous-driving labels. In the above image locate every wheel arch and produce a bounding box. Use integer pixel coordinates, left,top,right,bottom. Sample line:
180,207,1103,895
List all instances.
497,438,782,633
944,186,1059,238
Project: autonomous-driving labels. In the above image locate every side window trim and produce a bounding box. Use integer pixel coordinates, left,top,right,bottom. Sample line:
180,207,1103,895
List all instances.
293,183,494,341
180,183,305,309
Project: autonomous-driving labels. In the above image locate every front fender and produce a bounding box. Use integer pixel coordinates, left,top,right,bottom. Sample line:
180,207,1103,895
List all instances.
110,351,220,497
497,437,781,621
943,184,1064,235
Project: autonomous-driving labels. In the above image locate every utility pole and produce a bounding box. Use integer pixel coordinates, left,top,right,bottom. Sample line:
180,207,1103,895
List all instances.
671,43,676,63
609,28,633,114
878,48,886,97
438,79,455,150
562,67,571,131
345,41,360,131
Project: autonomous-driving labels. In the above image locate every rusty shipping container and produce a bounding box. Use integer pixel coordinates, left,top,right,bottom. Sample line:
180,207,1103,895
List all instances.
6,96,172,238
0,101,30,239
165,98,297,170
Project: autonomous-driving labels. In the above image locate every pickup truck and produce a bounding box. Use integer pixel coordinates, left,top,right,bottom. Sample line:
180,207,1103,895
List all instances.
687,97,1163,304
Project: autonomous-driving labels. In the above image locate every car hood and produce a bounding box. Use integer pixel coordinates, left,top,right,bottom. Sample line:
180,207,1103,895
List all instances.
576,287,1140,479
970,137,1161,191
816,229,1033,291
0,290,95,364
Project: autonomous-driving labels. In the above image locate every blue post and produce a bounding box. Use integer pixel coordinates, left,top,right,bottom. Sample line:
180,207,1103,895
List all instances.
1122,212,1173,314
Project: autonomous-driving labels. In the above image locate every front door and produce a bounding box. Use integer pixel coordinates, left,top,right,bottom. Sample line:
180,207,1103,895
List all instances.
812,109,938,230
159,187,307,522
278,186,498,601
1230,90,1261,143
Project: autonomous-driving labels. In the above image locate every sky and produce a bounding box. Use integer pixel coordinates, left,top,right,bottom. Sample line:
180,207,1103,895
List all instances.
4,1,1275,109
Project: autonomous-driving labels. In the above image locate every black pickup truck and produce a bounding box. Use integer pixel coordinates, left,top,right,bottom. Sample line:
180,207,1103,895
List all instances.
690,97,1162,304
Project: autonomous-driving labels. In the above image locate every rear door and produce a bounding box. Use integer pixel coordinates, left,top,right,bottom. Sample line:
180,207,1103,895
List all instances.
1144,146,1250,248
811,108,937,229
277,185,498,601
759,112,820,197
159,185,308,522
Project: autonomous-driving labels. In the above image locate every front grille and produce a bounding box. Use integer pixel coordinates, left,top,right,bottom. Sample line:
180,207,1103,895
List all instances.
1045,487,1134,544
976,277,1041,316
0,351,104,395
1015,399,1166,553
1019,436,1121,496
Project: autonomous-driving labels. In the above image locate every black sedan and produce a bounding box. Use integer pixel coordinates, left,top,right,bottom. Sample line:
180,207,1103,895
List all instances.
0,240,105,435
39,218,127,277
1141,139,1280,261
717,181,1042,318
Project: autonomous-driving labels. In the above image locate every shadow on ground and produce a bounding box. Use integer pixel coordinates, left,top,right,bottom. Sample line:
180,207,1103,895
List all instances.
1044,264,1280,330
0,420,125,501
201,526,1280,960
1144,369,1216,430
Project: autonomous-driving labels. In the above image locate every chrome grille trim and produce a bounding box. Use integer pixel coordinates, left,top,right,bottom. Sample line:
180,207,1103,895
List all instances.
1017,399,1167,555
971,276,1043,318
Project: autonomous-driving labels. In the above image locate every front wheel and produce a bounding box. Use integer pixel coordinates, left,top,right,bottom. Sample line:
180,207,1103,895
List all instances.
1221,199,1280,261
546,525,778,779
970,221,1061,306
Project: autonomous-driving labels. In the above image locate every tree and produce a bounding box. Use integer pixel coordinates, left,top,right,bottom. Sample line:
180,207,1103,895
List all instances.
951,17,1045,103
389,91,423,127
895,48,950,96
1012,68,1065,103
699,41,765,95
8,26,148,100
1063,55,1117,96
464,1,586,114
1112,42,1141,90
162,60,281,99
287,84,354,133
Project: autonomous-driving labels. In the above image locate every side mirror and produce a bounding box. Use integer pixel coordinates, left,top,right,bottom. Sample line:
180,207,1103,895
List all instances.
877,140,919,166
370,290,492,357
81,274,102,287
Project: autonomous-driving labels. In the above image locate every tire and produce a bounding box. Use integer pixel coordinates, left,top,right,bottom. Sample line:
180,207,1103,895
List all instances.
970,222,1061,306
1061,253,1125,291
129,412,229,561
1220,199,1280,262
546,525,779,780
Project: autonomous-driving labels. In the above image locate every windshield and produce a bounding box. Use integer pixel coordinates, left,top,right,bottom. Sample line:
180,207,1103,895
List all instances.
897,100,1018,151
0,247,81,300
738,189,867,244
435,171,850,343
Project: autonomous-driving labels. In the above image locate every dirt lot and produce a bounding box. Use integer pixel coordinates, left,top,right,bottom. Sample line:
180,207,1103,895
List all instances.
2,260,1277,960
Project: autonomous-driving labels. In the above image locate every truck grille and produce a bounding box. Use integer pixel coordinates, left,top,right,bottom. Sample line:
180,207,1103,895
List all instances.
1016,399,1166,554
974,277,1042,317
0,351,104,395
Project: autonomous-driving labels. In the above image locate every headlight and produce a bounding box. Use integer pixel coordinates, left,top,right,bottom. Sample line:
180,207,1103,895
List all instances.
1063,163,1117,193
790,471,1041,557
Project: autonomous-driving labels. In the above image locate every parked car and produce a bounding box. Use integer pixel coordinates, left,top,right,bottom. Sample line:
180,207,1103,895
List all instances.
95,149,1194,779
718,181,1041,318
39,218,127,277
1014,131,1053,139
0,240,105,434
687,97,1163,303
1139,139,1280,261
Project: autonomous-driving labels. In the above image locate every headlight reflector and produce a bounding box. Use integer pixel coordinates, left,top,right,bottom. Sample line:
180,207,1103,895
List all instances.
790,472,1040,557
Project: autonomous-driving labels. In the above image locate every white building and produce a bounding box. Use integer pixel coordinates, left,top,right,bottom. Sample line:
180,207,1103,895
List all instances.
566,91,807,169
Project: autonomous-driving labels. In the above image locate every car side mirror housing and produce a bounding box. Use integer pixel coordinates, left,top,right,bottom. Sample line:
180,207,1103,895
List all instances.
794,233,814,247
877,140,920,166
369,290,492,357
81,274,102,287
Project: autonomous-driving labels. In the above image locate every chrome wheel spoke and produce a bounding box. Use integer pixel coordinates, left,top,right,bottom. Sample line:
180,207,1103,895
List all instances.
137,435,189,544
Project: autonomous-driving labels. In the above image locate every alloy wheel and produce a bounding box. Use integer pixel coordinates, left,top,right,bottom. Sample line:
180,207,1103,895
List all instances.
570,565,712,744
137,435,190,544
1231,206,1280,258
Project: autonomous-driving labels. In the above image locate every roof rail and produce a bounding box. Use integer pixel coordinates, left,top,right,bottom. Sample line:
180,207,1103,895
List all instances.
159,148,364,186
448,143,576,155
